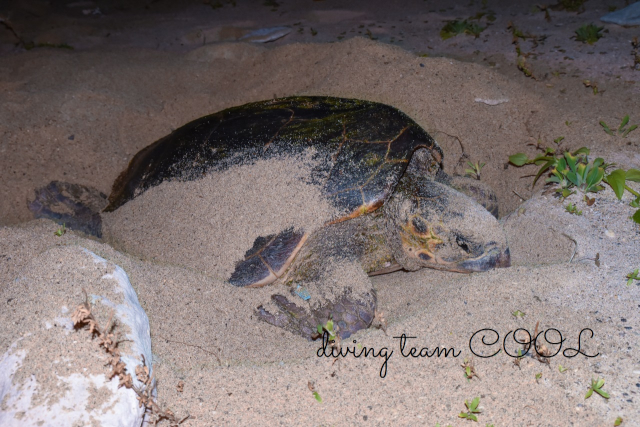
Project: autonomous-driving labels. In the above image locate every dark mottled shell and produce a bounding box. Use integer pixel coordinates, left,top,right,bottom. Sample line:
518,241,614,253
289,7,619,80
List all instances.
105,96,442,220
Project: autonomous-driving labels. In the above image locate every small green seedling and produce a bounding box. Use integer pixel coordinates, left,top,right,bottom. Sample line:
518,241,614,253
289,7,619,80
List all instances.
459,397,481,422
535,372,542,382
514,348,524,368
440,20,484,40
614,416,623,426
627,269,639,286
600,115,638,138
575,24,604,45
54,223,66,237
585,377,610,399
512,310,525,319
558,365,568,373
461,357,479,381
565,203,582,215
465,160,486,180
317,319,337,341
308,381,322,402
583,80,599,95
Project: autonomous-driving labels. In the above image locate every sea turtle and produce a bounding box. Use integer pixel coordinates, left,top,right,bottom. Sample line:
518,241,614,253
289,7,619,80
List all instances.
29,96,510,339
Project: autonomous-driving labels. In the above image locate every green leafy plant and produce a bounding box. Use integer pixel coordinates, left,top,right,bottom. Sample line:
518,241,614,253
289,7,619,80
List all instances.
509,147,640,223
509,147,604,196
558,365,568,373
627,269,639,286
317,319,337,342
54,223,66,237
585,377,610,399
440,20,484,40
459,397,482,422
465,160,486,180
535,372,543,382
575,24,604,44
565,203,582,215
615,416,623,426
600,115,638,138
512,310,525,318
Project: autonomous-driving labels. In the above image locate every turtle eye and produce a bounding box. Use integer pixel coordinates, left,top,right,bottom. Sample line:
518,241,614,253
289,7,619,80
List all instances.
456,236,471,254
412,217,427,234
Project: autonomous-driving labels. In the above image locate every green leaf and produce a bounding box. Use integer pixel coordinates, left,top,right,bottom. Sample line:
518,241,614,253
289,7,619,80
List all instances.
585,389,593,399
606,169,626,199
626,169,640,182
592,157,604,168
469,397,480,411
614,416,623,426
565,152,577,173
468,414,478,422
600,121,614,135
561,189,574,198
595,388,610,399
313,391,322,402
572,147,590,156
622,124,638,137
326,319,333,332
632,209,640,224
533,160,556,186
317,325,323,334
618,115,630,132
596,378,605,388
586,167,604,191
509,153,530,166
566,170,579,187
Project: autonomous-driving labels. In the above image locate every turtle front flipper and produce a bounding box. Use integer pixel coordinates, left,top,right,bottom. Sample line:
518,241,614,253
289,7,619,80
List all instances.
229,228,308,287
28,181,107,237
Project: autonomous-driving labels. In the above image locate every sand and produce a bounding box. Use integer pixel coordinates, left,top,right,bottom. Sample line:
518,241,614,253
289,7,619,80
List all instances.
1,0,640,425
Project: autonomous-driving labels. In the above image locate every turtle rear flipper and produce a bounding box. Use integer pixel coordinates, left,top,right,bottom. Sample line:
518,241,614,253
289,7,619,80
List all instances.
256,251,376,339
28,181,107,237
257,290,376,340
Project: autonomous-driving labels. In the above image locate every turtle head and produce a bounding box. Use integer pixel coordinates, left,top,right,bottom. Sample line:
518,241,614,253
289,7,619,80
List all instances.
386,176,510,273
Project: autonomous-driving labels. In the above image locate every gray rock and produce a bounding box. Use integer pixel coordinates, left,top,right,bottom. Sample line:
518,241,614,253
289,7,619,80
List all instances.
601,2,640,26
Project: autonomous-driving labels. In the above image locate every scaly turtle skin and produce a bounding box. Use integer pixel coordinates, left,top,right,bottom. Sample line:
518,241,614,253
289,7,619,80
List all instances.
29,96,510,339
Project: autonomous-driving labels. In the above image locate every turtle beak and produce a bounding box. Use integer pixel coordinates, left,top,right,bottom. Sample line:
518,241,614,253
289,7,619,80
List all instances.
457,246,510,272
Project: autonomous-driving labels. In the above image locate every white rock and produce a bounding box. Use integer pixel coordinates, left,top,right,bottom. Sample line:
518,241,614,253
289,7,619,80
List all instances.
0,248,153,427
